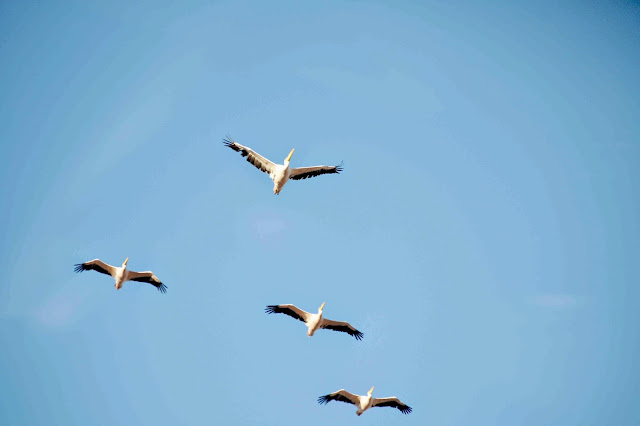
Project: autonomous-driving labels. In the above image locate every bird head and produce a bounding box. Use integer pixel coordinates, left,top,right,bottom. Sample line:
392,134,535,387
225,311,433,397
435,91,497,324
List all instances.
368,387,375,395
123,257,129,267
285,149,295,163
319,302,326,313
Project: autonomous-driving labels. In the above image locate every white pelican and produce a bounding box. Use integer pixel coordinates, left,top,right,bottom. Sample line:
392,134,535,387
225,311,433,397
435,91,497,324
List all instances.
74,258,167,293
265,303,363,340
223,136,343,194
318,387,412,416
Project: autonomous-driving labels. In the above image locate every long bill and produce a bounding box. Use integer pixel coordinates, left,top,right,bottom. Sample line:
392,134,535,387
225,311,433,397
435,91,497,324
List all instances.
285,149,295,162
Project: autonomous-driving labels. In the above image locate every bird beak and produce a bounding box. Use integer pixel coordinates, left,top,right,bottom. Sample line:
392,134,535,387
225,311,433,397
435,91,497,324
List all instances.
369,387,374,394
320,302,325,310
285,149,295,162
124,257,129,266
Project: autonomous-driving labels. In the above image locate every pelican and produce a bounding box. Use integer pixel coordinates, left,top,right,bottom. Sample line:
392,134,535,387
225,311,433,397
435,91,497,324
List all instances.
223,136,343,194
74,258,167,293
318,387,412,416
265,303,363,340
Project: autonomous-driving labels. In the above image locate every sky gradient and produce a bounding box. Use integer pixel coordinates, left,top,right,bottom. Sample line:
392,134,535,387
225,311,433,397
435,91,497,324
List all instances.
1,1,639,425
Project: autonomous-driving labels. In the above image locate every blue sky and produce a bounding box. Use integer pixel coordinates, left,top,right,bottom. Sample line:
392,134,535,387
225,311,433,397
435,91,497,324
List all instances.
1,0,639,424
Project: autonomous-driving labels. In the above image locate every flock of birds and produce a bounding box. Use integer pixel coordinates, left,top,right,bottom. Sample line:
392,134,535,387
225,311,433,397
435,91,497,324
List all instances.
74,136,413,417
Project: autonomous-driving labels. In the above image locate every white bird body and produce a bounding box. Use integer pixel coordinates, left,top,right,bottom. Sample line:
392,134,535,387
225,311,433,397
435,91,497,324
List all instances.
223,137,343,194
114,269,125,290
318,387,412,416
355,393,373,415
305,309,323,337
113,262,128,290
266,303,363,340
270,163,292,195
74,258,167,293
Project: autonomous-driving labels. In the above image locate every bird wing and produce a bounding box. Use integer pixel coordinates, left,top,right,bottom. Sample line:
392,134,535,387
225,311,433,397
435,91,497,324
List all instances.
74,259,116,277
372,397,413,414
320,318,364,340
289,162,343,180
223,136,277,175
265,304,312,323
126,270,167,293
318,389,361,407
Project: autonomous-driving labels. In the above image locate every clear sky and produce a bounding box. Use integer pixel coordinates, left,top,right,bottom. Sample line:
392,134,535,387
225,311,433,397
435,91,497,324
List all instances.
1,1,639,425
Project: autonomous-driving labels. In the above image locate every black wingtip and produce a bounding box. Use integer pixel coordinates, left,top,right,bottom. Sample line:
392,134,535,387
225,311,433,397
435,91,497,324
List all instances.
222,135,235,147
265,305,277,314
157,283,167,294
336,161,344,173
73,264,84,273
354,331,364,341
402,406,413,414
317,395,330,405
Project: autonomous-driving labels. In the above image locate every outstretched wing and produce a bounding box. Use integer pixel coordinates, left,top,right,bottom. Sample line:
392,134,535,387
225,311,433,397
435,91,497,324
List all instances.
265,304,312,323
223,136,277,175
126,270,167,293
318,389,361,407
320,318,364,340
74,259,116,277
372,397,412,414
289,162,343,180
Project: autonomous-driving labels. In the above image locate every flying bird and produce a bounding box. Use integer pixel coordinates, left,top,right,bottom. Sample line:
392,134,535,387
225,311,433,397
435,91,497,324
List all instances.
223,136,343,194
74,258,167,293
265,303,363,340
318,387,412,416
